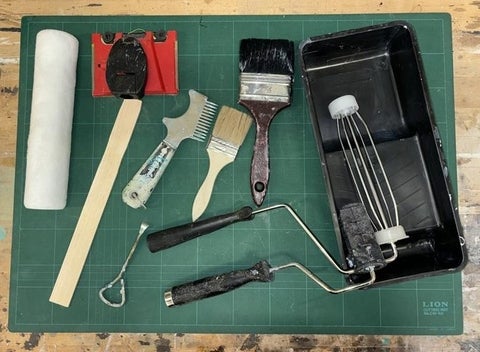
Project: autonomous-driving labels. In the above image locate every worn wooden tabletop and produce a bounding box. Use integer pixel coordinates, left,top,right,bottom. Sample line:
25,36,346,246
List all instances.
1,1,479,351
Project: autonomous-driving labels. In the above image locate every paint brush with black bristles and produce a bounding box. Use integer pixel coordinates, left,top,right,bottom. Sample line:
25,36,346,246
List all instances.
238,38,294,206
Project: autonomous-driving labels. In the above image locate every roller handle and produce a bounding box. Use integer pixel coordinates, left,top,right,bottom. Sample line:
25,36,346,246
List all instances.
147,206,254,252
164,260,273,307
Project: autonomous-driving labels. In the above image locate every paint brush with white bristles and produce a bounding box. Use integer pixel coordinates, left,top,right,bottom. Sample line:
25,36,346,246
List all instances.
192,106,252,221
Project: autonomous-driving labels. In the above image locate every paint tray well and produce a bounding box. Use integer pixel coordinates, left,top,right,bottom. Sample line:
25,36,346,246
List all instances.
300,21,466,286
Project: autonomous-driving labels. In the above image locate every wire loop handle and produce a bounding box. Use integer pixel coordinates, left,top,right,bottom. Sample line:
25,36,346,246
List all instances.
99,222,149,308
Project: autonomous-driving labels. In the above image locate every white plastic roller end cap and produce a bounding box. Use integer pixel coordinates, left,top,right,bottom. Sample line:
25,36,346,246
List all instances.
328,95,359,120
374,225,408,245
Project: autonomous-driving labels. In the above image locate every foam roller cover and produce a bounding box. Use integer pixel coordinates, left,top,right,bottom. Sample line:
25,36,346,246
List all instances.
24,29,79,209
339,203,386,273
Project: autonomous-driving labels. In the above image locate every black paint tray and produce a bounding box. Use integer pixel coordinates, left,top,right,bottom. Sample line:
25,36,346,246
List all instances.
300,21,467,286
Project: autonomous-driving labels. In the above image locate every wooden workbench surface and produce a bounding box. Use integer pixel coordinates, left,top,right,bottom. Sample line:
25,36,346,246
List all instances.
1,1,479,351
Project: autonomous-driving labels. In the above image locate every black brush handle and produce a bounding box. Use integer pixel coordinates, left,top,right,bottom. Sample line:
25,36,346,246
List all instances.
146,206,254,252
164,260,273,307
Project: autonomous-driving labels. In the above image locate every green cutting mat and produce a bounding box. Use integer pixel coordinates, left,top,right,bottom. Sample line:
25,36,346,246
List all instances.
10,14,463,334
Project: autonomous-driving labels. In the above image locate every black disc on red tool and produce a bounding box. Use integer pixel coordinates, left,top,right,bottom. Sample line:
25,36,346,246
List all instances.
106,35,147,99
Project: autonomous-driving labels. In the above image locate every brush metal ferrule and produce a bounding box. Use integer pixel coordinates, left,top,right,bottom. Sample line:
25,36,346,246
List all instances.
239,72,292,103
208,136,238,158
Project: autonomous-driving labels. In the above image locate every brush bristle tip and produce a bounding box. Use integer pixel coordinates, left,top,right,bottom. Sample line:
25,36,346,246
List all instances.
239,38,294,75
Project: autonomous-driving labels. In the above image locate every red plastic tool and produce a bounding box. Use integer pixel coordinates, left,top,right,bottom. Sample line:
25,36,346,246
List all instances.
92,30,178,96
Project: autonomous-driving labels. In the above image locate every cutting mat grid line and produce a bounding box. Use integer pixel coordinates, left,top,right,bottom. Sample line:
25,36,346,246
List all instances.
10,14,462,334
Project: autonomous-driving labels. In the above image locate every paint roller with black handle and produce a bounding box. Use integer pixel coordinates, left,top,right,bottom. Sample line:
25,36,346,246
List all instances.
161,203,387,307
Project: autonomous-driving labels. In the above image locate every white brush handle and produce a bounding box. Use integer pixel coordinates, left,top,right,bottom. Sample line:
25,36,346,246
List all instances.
192,150,234,221
122,139,177,208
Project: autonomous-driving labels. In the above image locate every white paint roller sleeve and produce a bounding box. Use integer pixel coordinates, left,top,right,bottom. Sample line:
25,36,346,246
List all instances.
24,29,79,210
